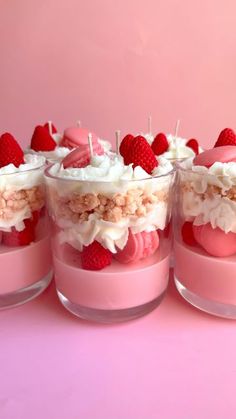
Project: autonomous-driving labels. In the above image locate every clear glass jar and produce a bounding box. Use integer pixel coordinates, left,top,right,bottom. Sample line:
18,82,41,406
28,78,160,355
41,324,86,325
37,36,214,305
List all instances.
45,167,175,323
0,163,53,309
174,165,236,318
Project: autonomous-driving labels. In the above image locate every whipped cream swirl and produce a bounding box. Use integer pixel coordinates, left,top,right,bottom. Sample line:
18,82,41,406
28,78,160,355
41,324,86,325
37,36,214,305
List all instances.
180,158,236,233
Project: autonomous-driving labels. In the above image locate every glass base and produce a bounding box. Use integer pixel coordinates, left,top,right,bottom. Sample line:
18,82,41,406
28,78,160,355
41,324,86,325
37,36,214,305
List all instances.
175,276,236,319
0,271,53,310
57,289,166,323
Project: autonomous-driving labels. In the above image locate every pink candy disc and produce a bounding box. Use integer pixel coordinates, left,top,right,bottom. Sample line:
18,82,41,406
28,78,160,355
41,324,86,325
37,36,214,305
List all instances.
114,230,159,264
61,127,99,149
193,223,236,257
62,142,104,168
193,146,236,168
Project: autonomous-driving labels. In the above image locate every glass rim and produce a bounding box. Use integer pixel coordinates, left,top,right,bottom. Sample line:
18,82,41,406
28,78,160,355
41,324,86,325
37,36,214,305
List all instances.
176,161,236,179
165,156,191,162
0,160,46,177
44,163,176,184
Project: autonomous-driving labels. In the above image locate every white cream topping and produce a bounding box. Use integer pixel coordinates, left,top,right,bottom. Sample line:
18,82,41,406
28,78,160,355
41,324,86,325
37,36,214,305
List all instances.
48,154,173,196
181,158,236,192
180,158,236,233
26,146,70,162
143,132,203,159
0,154,45,181
98,138,112,152
0,154,45,231
143,133,154,145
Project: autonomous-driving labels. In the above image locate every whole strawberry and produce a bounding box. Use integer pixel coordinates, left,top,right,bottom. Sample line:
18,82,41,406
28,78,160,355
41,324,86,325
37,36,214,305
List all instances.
214,128,236,147
2,217,36,247
119,134,134,164
30,125,57,152
186,139,199,155
0,133,24,168
129,135,158,174
151,133,169,155
81,241,112,270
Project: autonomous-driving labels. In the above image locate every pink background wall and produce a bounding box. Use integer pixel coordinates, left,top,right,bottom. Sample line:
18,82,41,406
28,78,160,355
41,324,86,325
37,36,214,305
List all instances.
1,0,235,148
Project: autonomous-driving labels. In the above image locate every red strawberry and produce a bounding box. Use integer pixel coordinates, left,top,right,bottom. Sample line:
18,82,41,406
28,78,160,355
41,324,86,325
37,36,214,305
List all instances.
181,222,197,246
186,139,199,155
0,133,24,168
31,210,40,227
30,126,57,151
151,133,169,155
129,135,158,174
163,221,172,238
2,218,35,247
119,134,134,164
214,128,236,147
81,241,112,270
44,122,57,135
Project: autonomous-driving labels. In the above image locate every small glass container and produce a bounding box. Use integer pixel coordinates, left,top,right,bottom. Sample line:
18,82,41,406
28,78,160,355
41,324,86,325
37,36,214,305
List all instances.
0,158,53,309
45,167,175,323
174,165,236,318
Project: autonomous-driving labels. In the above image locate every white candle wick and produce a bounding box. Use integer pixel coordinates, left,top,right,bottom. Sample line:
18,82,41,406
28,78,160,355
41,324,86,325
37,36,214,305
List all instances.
115,130,121,155
148,115,152,135
88,133,93,160
174,119,180,139
48,121,53,136
76,120,81,127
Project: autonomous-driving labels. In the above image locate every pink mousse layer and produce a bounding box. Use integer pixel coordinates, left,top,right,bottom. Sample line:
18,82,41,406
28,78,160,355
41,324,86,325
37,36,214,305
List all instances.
174,238,236,305
0,234,52,294
54,253,170,310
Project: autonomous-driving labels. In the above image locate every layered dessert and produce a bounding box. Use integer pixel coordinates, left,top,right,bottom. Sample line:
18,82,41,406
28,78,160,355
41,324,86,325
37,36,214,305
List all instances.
0,133,52,309
45,134,175,322
174,127,236,317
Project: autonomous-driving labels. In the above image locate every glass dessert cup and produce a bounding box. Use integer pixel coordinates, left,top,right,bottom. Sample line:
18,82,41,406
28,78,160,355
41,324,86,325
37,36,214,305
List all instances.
45,168,175,323
174,166,236,319
0,164,53,309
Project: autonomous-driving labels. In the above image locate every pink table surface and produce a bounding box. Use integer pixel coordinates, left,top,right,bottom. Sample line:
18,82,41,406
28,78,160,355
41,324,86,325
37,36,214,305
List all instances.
1,272,236,419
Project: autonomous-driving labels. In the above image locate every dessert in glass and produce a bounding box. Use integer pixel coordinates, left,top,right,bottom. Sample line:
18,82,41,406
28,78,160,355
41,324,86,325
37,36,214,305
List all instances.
174,128,236,318
45,134,175,322
0,133,52,309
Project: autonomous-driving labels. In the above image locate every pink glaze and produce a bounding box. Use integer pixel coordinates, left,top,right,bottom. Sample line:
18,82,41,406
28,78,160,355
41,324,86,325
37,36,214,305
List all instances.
174,238,236,305
61,127,99,149
62,142,104,168
54,253,170,310
114,230,159,264
193,145,236,167
0,234,52,294
193,223,236,257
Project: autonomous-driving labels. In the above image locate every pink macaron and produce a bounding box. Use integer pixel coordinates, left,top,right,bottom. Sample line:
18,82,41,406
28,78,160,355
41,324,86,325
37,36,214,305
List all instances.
114,230,159,264
62,142,104,168
193,223,236,257
193,146,236,168
61,127,99,149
